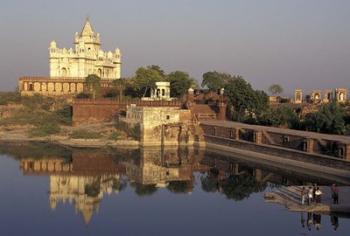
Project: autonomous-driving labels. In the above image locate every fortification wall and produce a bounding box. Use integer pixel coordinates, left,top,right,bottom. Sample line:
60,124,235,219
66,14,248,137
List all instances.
72,99,182,125
72,100,122,125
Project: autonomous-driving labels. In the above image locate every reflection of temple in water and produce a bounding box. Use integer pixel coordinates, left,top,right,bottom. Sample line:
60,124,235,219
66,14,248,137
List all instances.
20,151,124,224
49,174,120,224
15,144,343,224
18,148,208,223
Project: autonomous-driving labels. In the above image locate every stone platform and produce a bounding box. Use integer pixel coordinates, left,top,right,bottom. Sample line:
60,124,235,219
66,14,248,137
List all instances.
265,186,350,215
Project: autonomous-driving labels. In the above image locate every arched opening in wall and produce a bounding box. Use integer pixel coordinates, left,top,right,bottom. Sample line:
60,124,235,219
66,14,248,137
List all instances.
28,83,34,91
339,92,344,101
98,68,102,78
61,68,67,77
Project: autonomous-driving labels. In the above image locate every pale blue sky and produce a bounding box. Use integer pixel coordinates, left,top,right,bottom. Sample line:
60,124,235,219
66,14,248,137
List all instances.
0,0,349,94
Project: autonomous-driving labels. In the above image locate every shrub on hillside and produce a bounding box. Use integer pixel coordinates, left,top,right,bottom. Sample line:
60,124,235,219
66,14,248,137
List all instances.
114,121,140,140
21,94,55,111
109,131,121,140
29,122,61,137
0,91,21,105
75,92,91,99
55,105,72,125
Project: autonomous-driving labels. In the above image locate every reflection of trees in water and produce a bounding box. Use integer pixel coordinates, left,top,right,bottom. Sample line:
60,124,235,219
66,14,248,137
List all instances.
201,167,266,201
167,181,193,194
222,174,266,201
201,168,220,193
85,181,101,197
84,176,127,197
132,183,158,196
112,177,127,192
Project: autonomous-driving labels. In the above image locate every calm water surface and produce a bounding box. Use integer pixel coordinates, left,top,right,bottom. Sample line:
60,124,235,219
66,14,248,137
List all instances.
0,143,349,236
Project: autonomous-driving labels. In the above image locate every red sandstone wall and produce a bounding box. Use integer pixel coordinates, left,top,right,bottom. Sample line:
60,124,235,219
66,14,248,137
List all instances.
72,102,122,125
72,99,182,125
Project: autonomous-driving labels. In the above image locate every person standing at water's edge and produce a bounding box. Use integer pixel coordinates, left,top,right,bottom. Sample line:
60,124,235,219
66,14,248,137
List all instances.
308,187,313,205
315,187,322,203
301,187,306,205
313,184,317,200
331,184,339,204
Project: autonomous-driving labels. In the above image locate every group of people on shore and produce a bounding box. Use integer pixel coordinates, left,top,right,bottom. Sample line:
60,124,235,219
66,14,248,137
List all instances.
300,184,339,205
300,184,323,205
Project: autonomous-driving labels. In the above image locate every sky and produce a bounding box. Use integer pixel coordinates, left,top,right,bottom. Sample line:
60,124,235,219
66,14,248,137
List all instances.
0,0,349,95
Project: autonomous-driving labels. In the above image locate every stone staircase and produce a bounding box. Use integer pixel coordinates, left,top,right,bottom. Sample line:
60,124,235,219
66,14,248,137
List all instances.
273,186,302,205
265,186,331,213
190,104,217,121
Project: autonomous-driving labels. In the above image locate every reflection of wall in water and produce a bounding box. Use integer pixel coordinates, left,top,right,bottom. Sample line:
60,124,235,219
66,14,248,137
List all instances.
124,148,206,186
20,158,72,174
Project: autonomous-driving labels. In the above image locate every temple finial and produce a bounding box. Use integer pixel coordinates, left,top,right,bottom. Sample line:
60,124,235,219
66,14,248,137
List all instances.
81,16,94,36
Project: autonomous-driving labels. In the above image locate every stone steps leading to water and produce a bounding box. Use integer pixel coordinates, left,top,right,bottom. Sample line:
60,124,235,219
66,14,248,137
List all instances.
274,187,301,205
265,186,336,213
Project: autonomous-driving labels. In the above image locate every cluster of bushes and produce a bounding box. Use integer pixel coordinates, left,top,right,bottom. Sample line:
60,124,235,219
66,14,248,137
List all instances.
109,131,122,140
114,121,140,140
29,122,61,137
0,94,72,137
0,91,21,105
240,102,350,135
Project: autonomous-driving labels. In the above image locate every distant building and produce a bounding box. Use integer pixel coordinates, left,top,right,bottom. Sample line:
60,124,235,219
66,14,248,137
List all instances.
311,90,322,103
311,88,348,104
294,89,302,104
335,88,348,103
49,19,121,80
19,19,121,96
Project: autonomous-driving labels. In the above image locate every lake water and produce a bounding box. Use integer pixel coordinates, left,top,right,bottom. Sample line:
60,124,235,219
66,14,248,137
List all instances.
0,143,349,236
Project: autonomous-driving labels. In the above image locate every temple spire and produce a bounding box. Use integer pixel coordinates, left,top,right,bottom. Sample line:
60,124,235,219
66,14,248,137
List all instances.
81,17,94,36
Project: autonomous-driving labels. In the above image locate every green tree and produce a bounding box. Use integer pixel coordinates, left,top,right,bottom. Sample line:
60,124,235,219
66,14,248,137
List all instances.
201,71,233,91
110,78,127,98
268,84,283,95
132,66,166,97
303,102,345,134
85,74,101,99
224,77,268,121
167,71,198,98
148,65,166,77
257,105,300,129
